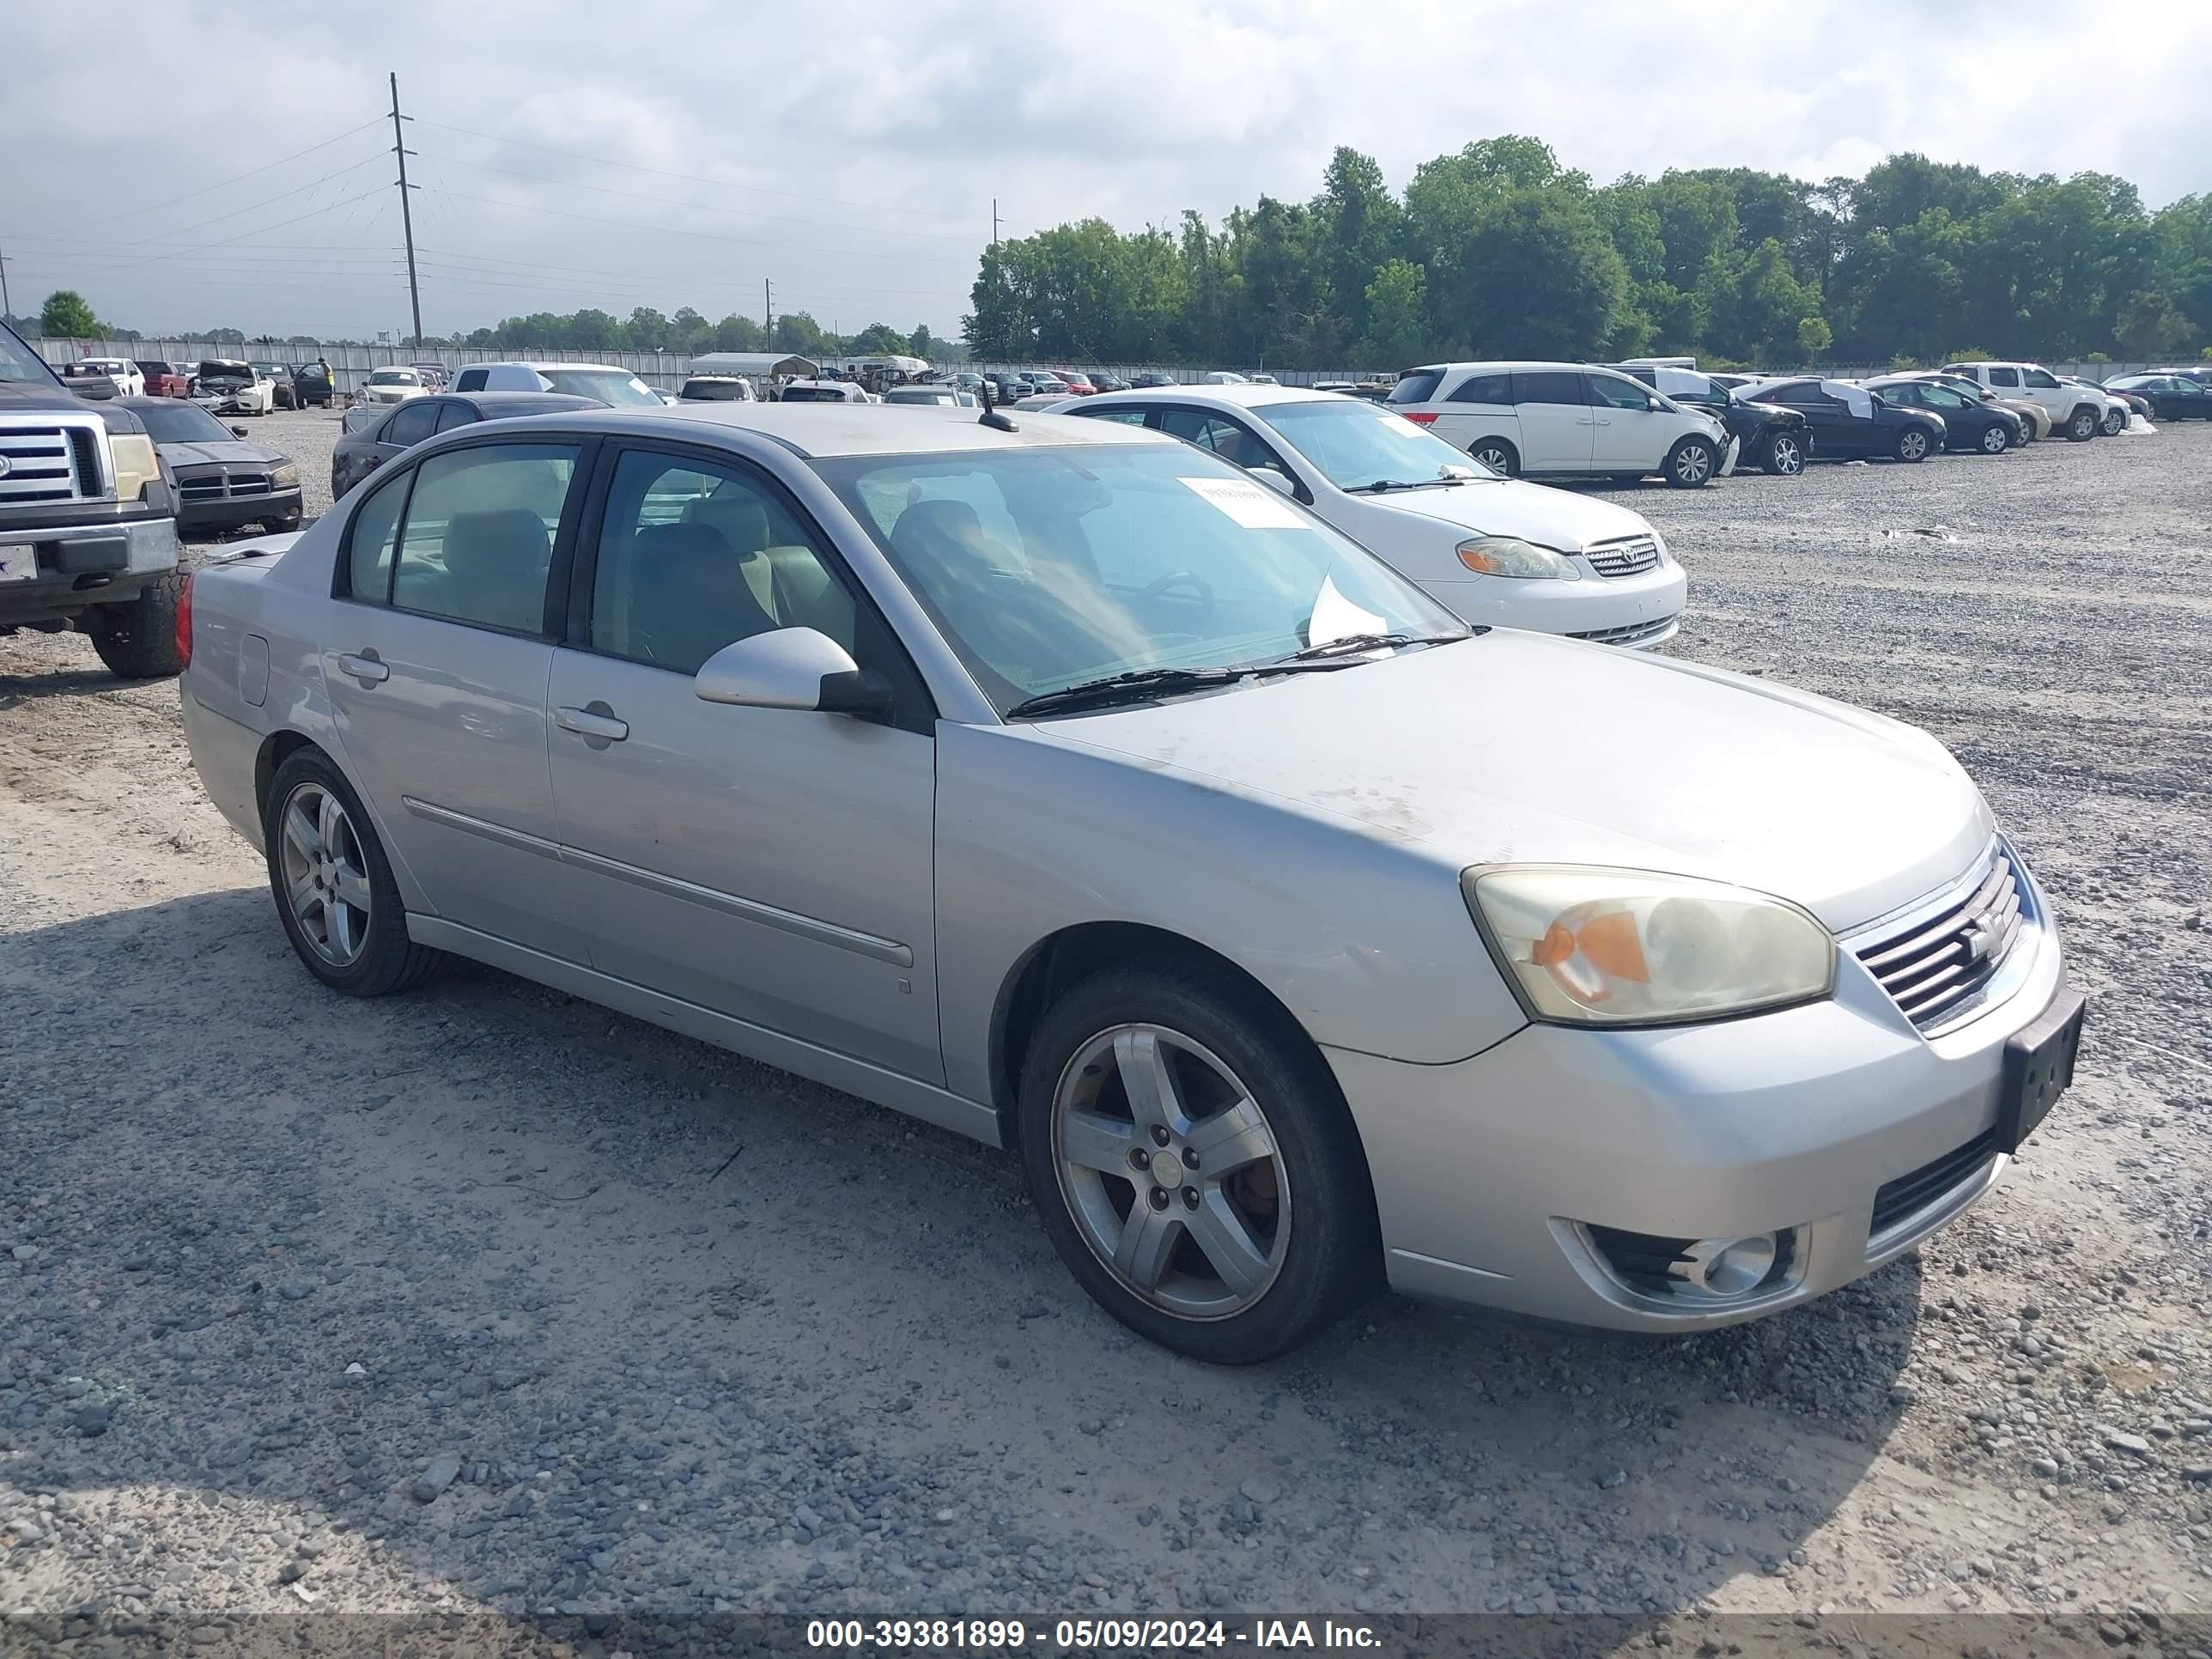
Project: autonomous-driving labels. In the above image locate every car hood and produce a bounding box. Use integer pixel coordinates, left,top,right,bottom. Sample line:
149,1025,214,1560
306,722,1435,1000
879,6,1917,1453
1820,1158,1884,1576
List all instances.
1354,477,1656,550
158,440,285,468
1024,632,1990,933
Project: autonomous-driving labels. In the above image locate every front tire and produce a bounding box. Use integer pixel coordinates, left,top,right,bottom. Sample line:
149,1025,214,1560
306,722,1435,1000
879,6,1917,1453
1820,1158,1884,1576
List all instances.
2099,405,2125,436
1762,430,1806,476
2066,405,2099,441
84,574,186,678
1017,961,1379,1364
1978,422,2010,454
1894,426,1931,463
262,750,443,997
1664,436,1717,487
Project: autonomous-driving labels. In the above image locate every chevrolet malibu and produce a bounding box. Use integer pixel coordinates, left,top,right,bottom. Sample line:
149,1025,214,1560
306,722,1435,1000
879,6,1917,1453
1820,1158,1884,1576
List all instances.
176,403,2084,1363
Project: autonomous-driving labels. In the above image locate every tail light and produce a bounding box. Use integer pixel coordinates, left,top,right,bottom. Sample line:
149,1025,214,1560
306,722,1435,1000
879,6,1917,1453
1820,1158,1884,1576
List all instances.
1401,411,1439,424
174,570,194,670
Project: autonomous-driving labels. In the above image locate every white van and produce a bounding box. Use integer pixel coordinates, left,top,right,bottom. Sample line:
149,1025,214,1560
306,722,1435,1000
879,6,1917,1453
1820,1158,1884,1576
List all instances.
450,362,665,408
1386,362,1735,487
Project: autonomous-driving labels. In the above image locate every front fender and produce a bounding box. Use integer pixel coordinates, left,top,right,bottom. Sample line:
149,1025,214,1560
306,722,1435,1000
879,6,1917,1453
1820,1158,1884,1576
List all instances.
932,721,1528,1107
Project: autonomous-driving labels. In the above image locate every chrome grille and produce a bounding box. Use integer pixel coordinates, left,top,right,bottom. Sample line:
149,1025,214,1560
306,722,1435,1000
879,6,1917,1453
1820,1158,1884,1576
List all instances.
1586,534,1661,578
177,469,271,501
1855,850,2027,1030
0,417,99,505
1569,614,1678,647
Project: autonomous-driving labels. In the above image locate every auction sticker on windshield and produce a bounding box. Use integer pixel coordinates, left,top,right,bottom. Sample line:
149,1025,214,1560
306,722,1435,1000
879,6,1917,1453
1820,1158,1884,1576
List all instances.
1179,474,1304,529
0,544,35,583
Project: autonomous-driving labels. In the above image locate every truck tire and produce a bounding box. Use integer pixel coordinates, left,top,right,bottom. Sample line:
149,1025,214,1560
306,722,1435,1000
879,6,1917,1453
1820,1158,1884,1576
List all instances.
85,573,187,679
2065,405,2099,441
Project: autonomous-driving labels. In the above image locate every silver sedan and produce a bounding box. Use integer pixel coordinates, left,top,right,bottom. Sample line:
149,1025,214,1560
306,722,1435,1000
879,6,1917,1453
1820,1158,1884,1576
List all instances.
177,403,2083,1362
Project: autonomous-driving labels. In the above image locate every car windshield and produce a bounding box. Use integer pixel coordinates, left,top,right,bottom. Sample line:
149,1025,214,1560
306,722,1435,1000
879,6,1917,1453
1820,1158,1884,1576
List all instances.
1255,398,1491,489
136,402,237,444
538,368,662,407
811,442,1464,714
368,369,418,386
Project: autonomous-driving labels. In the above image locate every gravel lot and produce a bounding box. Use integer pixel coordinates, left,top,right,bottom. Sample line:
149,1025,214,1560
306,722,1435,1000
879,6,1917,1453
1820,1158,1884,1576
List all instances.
2,412,2209,1646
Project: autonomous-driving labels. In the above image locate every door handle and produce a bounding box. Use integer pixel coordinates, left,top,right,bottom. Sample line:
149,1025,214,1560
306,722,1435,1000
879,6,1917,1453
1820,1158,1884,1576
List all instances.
555,703,629,742
336,651,388,684
1576,416,1598,425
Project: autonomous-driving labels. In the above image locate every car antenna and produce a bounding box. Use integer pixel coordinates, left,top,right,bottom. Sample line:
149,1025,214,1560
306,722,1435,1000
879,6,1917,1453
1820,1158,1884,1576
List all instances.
978,378,1018,433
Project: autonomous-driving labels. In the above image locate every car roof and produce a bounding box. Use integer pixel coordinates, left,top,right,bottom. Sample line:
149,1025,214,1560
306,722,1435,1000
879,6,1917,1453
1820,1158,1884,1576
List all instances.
470,403,1175,459
1074,383,1351,415
1403,361,1632,374
469,361,642,373
451,391,600,413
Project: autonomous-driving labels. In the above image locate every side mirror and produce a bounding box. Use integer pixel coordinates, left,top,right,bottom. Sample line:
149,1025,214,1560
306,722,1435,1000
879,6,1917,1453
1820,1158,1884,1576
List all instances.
231,425,249,438
695,628,892,719
1647,394,1665,412
1251,466,1297,498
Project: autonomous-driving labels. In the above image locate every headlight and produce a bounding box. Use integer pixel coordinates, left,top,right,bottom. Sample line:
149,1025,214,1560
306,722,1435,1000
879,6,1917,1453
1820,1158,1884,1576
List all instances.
1462,866,1834,1026
107,434,161,502
1456,537,1580,580
271,463,300,486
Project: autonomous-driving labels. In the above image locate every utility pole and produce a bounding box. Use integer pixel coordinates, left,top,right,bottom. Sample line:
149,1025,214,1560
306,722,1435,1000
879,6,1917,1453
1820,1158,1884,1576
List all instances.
763,279,773,348
0,243,11,319
991,198,1000,250
389,72,423,350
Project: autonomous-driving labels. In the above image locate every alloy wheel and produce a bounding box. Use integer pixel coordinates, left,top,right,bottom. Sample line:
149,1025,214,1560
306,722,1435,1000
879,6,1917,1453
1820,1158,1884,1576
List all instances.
1052,1024,1291,1321
1473,443,1514,475
1980,425,2008,453
277,781,373,967
1899,430,1929,461
1770,434,1804,474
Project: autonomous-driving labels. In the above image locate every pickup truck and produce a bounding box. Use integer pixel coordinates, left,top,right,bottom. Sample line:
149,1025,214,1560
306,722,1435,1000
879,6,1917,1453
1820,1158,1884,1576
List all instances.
1940,362,2115,442
1,317,190,678
135,358,192,398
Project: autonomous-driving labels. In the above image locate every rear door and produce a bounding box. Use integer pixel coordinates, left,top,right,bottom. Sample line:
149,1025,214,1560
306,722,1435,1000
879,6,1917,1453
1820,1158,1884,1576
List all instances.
1768,380,1866,456
1510,370,1595,472
321,438,598,962
544,441,942,1081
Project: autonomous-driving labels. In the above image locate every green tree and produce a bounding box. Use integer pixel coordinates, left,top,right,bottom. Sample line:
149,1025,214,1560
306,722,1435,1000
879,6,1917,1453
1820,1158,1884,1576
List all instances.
1313,147,1401,347
908,323,939,358
1796,315,1832,360
848,322,909,356
40,290,102,337
2116,290,2191,360
712,313,767,351
1357,259,1428,367
1705,238,1816,363
1448,188,1630,358
773,310,829,356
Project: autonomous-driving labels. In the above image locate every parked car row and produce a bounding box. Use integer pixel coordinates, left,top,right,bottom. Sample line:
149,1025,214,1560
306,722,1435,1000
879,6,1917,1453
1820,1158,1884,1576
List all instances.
173,392,2087,1364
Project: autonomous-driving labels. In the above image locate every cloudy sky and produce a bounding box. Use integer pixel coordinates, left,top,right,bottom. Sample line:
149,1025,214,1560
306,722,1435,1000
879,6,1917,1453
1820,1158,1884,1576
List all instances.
5,0,2206,342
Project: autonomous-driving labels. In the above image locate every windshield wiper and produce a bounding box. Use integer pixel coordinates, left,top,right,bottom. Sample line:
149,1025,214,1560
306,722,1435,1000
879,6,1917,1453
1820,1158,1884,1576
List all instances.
1276,630,1472,664
1006,666,1255,718
1350,476,1471,494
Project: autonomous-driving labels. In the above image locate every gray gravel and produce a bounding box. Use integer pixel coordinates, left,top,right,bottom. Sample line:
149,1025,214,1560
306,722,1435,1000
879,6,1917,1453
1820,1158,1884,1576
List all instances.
0,420,2207,1633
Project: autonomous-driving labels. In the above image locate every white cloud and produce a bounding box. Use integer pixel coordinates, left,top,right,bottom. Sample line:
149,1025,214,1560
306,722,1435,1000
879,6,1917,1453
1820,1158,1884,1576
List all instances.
2,0,2203,338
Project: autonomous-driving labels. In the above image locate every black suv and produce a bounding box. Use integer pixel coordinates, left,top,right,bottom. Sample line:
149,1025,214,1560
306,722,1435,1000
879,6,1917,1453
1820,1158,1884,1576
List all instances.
0,318,189,678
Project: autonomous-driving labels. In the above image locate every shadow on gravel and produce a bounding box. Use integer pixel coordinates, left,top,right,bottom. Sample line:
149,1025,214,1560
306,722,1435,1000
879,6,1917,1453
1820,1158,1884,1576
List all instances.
4,887,1923,1628
0,662,136,709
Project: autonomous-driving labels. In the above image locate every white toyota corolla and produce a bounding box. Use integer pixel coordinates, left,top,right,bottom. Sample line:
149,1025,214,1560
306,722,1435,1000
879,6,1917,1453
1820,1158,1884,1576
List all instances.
1056,384,1688,647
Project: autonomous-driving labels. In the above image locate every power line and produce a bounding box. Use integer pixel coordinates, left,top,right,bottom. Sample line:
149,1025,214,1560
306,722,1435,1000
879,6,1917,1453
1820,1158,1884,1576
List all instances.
414,185,975,265
93,151,393,255
415,150,993,247
412,116,1013,227
95,117,387,224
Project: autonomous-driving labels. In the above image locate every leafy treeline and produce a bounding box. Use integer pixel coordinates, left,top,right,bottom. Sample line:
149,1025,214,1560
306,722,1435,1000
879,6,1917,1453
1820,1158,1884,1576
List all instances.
456,308,950,360
963,137,2212,369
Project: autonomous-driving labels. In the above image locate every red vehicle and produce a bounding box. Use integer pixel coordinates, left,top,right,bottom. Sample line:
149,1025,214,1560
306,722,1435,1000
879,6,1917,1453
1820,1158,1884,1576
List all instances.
133,358,191,398
1051,369,1097,396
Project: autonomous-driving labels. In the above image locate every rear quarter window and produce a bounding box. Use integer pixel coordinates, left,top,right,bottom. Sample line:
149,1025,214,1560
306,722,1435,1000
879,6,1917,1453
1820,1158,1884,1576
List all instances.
1387,370,1445,404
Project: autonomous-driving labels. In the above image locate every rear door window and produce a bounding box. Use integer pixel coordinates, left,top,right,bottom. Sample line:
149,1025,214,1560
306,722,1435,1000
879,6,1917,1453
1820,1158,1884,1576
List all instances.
384,401,440,447
1448,372,1514,405
390,443,580,634
432,401,480,433
1513,371,1587,406
1988,367,2021,387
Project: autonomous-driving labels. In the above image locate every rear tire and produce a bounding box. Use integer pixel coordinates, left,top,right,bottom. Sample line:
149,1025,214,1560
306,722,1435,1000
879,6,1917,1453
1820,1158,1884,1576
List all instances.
1469,438,1519,477
1762,430,1806,476
84,574,186,679
1017,960,1380,1364
262,749,443,997
1663,436,1717,487
2065,405,2099,441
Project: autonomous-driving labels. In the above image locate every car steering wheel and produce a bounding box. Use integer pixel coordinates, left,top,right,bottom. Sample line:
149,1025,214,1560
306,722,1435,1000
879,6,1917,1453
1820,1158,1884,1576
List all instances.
1139,571,1217,619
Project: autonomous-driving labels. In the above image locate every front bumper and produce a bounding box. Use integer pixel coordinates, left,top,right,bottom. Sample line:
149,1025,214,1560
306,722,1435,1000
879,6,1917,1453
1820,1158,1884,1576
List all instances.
1419,559,1686,651
0,514,182,623
179,486,302,532
1328,854,2069,1332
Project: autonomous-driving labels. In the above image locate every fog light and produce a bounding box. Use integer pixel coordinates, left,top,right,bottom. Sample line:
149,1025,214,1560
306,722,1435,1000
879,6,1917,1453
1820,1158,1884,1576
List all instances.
1676,1233,1778,1297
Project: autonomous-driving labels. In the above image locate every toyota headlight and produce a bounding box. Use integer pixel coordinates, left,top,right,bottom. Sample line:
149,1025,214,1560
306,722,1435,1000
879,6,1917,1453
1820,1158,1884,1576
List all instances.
1463,866,1834,1026
108,434,161,502
271,462,300,486
1456,537,1580,580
